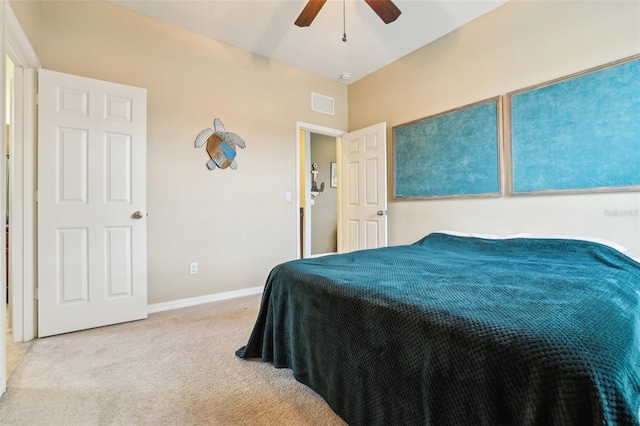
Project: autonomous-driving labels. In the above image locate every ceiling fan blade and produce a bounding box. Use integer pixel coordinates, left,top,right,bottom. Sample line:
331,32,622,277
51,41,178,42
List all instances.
364,0,401,24
295,0,327,27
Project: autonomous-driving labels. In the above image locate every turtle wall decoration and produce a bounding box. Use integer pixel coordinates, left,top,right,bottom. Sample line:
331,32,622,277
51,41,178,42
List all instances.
195,118,246,170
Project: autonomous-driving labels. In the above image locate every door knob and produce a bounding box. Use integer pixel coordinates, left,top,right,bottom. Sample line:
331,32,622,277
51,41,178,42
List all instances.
377,210,385,216
132,211,144,219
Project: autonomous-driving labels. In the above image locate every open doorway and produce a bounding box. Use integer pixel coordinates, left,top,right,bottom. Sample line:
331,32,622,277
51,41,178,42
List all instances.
5,57,11,305
1,4,41,395
296,122,344,259
307,133,337,256
4,55,13,374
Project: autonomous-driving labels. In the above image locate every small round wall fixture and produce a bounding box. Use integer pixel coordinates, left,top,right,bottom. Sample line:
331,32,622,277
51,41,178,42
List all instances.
340,72,351,81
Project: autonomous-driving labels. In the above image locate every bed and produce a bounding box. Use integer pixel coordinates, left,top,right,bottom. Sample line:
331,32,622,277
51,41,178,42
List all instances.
236,233,640,425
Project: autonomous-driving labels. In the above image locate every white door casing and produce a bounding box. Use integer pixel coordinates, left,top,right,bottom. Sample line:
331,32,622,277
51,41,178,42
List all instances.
7,1,40,344
340,122,388,252
38,69,148,337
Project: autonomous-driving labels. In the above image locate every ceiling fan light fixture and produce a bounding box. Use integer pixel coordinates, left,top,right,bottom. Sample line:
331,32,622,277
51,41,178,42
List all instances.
294,0,401,27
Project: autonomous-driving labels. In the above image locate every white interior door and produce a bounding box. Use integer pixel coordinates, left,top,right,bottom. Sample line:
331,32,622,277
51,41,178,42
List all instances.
340,122,388,252
37,69,148,337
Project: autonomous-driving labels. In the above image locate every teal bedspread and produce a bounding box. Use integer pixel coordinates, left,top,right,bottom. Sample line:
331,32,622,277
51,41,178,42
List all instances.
236,233,640,425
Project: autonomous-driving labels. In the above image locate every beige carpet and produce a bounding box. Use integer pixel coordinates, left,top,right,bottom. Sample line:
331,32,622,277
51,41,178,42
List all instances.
0,294,347,425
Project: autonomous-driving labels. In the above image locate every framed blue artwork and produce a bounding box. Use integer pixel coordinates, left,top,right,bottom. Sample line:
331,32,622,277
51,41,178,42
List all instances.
509,55,640,195
393,97,502,200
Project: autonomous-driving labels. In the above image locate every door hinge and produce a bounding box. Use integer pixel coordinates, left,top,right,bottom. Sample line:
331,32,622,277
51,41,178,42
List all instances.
34,287,38,300
33,190,38,202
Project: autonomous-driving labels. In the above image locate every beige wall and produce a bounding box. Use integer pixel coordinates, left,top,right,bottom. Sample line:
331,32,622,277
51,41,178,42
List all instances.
8,1,40,56
349,0,640,257
9,0,640,308
17,1,347,303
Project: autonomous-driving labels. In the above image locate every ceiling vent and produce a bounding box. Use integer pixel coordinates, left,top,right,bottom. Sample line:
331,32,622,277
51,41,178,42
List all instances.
311,92,335,115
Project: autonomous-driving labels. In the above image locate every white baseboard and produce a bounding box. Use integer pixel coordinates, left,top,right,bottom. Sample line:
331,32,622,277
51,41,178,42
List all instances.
147,285,264,314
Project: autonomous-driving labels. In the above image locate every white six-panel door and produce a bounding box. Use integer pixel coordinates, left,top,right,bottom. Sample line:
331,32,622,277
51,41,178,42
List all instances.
37,69,148,337
340,122,388,252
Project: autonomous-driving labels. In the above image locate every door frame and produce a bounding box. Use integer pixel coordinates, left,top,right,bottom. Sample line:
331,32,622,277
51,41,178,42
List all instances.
1,0,39,396
5,3,40,344
295,122,344,259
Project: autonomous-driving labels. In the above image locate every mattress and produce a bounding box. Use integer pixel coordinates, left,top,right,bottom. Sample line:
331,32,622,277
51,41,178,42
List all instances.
237,233,640,425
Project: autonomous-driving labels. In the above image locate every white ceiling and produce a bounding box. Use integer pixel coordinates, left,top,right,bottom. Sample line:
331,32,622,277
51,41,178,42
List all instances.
109,0,509,84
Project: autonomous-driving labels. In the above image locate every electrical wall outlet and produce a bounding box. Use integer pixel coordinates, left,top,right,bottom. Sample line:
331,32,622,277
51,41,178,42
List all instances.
190,262,198,275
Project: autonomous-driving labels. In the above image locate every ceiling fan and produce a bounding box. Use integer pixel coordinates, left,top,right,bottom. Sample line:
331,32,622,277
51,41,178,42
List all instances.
294,0,401,27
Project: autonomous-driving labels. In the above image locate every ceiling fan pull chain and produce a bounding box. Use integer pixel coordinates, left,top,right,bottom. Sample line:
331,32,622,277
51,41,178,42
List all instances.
342,0,347,42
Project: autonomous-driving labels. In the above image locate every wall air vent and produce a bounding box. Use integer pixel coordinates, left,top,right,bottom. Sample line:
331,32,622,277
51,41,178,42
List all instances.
311,92,335,115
